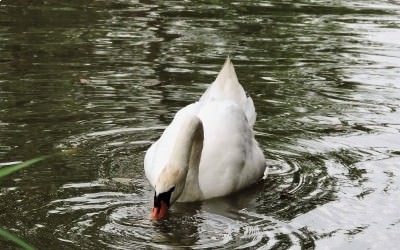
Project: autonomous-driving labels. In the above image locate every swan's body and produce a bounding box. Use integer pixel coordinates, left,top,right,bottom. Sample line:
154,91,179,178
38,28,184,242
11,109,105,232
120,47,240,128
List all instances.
144,58,266,219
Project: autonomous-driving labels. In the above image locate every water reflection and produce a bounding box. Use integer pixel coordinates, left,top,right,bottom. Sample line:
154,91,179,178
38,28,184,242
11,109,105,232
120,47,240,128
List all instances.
1,0,400,249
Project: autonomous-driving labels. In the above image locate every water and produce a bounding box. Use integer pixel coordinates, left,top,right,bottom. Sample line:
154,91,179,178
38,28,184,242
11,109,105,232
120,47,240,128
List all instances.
1,0,400,249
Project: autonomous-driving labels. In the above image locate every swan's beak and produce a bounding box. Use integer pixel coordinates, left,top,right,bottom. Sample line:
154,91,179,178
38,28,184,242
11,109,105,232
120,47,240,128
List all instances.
151,188,174,220
151,200,168,220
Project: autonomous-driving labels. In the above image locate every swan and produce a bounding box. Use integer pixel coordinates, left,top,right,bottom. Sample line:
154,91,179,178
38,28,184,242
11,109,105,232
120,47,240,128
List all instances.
144,57,267,220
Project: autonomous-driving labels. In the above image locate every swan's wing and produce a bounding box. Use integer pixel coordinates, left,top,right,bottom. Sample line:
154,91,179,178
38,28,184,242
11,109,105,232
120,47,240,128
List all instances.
200,57,256,127
245,95,256,128
195,101,265,199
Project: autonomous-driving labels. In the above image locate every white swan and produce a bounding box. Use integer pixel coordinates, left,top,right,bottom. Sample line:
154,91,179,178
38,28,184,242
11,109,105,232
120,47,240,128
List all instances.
144,57,267,220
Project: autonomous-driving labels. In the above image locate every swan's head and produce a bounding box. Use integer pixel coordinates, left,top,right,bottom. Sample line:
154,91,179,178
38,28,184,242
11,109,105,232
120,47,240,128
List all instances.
151,186,175,221
151,165,187,220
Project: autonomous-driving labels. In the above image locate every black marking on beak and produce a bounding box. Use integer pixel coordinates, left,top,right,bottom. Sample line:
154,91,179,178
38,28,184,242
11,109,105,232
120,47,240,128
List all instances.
154,186,175,210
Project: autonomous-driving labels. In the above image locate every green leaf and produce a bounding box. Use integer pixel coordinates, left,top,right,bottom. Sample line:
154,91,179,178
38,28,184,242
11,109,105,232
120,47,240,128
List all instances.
0,156,48,178
0,156,48,249
0,228,36,250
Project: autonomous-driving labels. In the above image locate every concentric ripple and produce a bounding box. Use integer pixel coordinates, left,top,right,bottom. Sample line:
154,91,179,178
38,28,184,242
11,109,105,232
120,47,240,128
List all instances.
45,183,317,249
40,126,327,249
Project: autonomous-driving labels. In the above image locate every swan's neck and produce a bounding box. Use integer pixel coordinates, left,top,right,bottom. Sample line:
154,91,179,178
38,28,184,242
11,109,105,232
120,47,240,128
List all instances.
167,114,203,201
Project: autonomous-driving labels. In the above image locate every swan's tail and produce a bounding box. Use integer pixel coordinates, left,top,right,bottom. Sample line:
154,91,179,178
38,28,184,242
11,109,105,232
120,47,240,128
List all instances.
200,57,256,127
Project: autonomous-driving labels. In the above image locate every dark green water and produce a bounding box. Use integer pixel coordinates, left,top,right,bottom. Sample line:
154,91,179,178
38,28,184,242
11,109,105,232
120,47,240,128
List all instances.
1,0,400,249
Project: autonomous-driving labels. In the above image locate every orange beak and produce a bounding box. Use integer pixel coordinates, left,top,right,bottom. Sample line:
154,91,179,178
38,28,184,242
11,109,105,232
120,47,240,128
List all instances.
151,200,168,220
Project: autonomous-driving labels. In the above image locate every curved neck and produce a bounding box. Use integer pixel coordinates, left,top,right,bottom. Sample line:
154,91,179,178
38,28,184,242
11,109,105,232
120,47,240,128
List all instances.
169,114,204,201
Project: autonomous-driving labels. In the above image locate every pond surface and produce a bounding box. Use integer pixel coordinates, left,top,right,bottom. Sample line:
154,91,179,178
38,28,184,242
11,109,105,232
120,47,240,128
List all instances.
1,0,400,249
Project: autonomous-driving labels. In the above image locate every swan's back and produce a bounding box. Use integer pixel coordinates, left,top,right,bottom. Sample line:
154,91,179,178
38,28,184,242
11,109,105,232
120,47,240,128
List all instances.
193,100,265,200
200,57,256,127
183,58,265,201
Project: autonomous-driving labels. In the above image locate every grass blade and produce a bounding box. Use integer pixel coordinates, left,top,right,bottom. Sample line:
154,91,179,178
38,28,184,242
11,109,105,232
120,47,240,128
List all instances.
0,156,49,249
0,228,36,250
0,156,48,178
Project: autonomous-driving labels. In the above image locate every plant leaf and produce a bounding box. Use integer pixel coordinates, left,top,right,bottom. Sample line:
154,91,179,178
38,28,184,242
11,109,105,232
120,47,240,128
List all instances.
0,228,36,250
0,155,49,250
0,156,48,178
